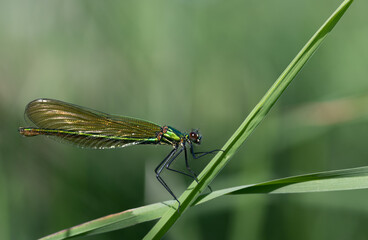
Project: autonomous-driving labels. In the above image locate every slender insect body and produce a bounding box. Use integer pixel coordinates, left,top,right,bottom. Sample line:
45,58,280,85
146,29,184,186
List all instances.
19,98,221,209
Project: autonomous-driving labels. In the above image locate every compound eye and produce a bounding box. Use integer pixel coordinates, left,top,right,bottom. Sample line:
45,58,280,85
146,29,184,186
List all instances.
189,131,201,144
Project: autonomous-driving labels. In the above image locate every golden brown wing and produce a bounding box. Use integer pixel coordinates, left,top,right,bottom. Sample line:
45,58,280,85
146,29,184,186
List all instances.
20,98,163,149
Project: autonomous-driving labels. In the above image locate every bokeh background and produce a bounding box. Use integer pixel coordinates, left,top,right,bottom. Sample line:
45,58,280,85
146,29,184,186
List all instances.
1,0,368,239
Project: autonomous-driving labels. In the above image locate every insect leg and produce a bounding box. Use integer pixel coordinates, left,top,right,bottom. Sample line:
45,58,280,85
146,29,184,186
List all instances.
182,144,199,181
190,144,223,159
155,148,181,208
184,143,213,192
165,147,198,180
189,144,225,192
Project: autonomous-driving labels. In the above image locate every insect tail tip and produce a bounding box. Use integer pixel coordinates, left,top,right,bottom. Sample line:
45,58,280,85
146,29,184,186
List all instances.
18,127,40,137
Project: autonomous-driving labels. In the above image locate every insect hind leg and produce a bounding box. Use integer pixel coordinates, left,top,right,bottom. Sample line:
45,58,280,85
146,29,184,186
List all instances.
155,148,181,209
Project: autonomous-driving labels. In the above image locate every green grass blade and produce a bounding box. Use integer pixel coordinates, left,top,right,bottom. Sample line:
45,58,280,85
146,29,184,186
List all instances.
144,0,353,239
193,166,368,205
41,165,368,239
39,201,175,240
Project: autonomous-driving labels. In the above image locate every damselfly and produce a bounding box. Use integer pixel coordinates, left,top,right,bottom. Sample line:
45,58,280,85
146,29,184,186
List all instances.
19,98,220,208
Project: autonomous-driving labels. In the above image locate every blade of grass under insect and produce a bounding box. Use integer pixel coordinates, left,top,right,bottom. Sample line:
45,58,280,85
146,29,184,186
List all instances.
193,166,368,205
39,201,175,240
144,1,354,239
41,165,368,239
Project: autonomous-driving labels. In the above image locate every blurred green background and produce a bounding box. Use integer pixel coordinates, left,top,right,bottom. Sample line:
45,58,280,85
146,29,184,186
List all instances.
1,0,368,239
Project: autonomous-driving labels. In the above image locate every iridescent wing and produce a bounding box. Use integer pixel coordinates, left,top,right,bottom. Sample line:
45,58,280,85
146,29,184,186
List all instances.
20,98,163,149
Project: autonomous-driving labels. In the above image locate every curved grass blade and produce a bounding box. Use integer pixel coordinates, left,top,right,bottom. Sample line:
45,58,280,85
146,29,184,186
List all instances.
41,165,368,240
144,1,354,239
193,166,368,205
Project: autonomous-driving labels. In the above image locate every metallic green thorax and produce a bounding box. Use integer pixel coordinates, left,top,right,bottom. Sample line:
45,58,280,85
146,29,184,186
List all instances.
162,126,184,143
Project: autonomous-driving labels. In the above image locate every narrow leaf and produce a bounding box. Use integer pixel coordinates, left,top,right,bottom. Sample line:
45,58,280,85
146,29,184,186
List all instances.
193,166,368,205
39,201,174,240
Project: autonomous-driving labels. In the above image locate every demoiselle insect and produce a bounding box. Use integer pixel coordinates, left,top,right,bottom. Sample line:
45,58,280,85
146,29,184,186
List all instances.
19,98,220,208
